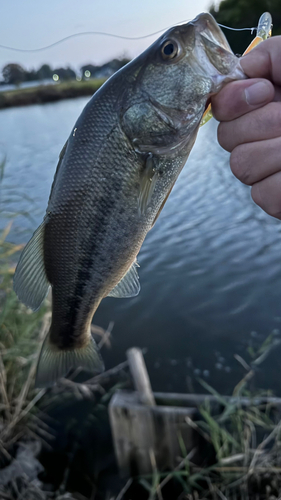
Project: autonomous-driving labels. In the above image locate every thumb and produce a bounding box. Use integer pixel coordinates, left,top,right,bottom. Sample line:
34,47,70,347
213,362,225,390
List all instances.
211,78,274,122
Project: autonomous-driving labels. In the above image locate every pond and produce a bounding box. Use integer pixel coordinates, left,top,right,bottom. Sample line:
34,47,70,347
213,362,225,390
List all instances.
1,97,281,395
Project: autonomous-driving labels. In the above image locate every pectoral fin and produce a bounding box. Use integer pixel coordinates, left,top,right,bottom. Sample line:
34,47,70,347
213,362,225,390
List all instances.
151,185,174,228
108,260,140,298
139,153,157,215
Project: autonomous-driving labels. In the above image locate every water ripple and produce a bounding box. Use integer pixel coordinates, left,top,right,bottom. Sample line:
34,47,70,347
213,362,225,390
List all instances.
1,102,281,395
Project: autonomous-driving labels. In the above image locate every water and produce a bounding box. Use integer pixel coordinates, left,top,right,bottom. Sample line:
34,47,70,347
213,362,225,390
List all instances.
1,98,281,395
0,79,55,92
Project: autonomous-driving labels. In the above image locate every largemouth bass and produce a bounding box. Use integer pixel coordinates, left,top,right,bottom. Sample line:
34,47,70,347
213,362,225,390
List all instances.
14,13,246,387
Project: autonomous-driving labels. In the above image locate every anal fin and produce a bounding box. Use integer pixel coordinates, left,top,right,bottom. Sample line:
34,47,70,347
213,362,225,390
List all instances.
107,260,140,298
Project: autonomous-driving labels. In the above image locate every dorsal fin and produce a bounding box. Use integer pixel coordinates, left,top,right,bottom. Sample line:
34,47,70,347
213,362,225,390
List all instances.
48,140,68,201
13,221,50,311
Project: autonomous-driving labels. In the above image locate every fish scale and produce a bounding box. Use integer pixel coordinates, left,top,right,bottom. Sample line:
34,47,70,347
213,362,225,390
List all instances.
13,13,246,386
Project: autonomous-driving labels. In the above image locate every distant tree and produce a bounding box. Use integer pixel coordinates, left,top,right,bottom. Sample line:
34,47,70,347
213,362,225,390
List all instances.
80,64,98,79
2,63,25,84
95,58,130,78
114,57,130,69
103,58,130,73
37,64,53,80
210,0,281,55
120,58,130,66
24,69,39,82
80,59,130,79
53,67,76,80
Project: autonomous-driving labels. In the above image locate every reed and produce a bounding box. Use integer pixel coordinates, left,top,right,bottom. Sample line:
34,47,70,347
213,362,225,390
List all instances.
125,333,281,500
0,168,50,454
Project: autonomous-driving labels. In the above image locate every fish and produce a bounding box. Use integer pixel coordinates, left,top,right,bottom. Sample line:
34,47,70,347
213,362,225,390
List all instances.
13,13,246,387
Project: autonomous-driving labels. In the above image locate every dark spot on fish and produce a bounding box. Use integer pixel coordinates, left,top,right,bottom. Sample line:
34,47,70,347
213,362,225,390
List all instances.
65,192,117,329
54,324,88,349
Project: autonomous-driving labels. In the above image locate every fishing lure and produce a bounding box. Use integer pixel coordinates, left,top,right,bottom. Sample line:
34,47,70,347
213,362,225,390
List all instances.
200,11,273,127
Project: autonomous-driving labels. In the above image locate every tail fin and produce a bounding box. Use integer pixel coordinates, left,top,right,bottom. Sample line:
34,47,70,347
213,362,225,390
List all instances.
35,333,105,388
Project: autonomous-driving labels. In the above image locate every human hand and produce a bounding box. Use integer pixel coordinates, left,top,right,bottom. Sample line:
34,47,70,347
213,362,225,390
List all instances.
211,37,281,219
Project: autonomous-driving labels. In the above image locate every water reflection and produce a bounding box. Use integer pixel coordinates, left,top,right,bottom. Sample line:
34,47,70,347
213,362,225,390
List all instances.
0,98,280,395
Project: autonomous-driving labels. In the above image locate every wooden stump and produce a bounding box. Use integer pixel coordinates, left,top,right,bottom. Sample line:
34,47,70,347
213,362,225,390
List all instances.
109,390,198,476
109,348,281,476
109,348,199,475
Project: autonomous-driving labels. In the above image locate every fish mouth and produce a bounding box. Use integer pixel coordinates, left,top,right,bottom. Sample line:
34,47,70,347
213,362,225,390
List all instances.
189,12,246,88
190,13,231,53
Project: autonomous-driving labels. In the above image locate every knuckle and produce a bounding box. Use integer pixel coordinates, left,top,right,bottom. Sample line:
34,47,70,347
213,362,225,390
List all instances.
230,147,252,185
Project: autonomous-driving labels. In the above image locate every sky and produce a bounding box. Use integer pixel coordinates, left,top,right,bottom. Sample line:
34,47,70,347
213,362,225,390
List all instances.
0,0,217,72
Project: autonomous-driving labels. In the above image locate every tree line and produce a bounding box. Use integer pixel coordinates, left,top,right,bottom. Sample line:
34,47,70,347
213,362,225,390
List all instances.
1,58,130,85
3,0,281,86
210,0,281,55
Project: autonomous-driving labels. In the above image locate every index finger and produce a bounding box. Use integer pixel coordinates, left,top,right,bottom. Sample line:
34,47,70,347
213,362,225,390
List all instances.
241,36,281,85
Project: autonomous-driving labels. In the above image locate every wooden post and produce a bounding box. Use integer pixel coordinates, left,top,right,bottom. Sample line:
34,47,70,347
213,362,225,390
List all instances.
109,345,281,477
110,348,198,476
109,391,198,476
126,348,155,406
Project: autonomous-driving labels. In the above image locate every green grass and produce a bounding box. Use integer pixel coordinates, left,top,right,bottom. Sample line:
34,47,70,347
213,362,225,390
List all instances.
0,161,50,450
131,335,281,500
2,79,106,97
1,157,281,498
1,223,281,500
0,78,106,109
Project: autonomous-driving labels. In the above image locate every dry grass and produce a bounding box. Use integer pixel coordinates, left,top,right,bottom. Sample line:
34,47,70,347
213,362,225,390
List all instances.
1,159,281,498
1,216,281,499
128,337,281,500
0,157,116,460
0,223,51,453
0,158,55,456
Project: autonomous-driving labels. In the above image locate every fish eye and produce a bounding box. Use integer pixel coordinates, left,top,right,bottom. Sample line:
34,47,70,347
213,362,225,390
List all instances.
161,40,179,60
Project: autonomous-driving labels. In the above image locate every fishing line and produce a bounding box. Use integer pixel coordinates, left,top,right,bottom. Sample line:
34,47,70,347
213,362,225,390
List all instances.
0,23,257,53
218,24,256,33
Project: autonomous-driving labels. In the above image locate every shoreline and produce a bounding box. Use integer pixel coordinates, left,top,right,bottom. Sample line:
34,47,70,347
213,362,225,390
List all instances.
0,79,106,109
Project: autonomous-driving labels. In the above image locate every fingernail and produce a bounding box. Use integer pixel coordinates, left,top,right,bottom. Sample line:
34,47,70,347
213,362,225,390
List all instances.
244,81,271,105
